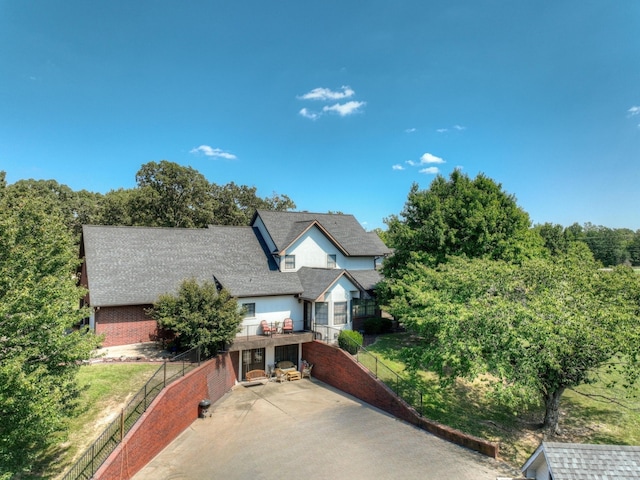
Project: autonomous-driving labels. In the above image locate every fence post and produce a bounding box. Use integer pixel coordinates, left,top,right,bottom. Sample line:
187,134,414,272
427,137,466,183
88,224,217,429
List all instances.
120,409,124,441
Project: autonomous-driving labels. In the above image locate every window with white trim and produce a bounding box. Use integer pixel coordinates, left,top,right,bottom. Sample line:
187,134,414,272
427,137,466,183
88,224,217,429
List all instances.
334,301,347,325
315,302,328,325
284,255,295,270
327,254,337,269
242,303,256,318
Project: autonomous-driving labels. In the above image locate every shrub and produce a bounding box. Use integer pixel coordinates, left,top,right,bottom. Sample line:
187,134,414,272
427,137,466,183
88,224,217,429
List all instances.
338,330,363,355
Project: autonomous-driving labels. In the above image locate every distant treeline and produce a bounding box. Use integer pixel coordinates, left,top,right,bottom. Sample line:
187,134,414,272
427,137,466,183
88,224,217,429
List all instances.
534,222,640,267
0,160,295,242
1,162,638,268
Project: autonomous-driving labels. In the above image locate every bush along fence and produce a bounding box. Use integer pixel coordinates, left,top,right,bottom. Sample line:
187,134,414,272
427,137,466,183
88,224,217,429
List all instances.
61,347,208,480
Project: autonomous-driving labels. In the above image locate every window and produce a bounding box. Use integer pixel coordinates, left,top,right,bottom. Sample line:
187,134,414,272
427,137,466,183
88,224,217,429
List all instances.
284,255,295,270
352,298,376,318
275,344,299,366
334,301,347,325
327,254,337,269
315,302,328,325
242,303,255,318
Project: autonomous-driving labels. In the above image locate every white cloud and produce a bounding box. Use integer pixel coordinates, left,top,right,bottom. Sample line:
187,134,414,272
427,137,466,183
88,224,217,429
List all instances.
628,106,640,117
406,160,417,167
437,125,466,133
392,164,405,171
298,86,355,101
405,128,416,133
322,101,366,117
420,167,440,174
299,108,319,120
190,145,237,160
420,152,445,164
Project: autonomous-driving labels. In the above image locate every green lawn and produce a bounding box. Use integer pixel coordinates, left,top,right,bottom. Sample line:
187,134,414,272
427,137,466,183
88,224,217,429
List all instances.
365,333,640,467
45,363,162,479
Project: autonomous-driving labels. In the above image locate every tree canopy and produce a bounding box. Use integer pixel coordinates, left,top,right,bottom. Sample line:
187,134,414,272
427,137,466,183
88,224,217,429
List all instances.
381,242,640,434
0,194,99,476
378,173,640,435
97,160,296,228
149,279,243,357
382,171,541,274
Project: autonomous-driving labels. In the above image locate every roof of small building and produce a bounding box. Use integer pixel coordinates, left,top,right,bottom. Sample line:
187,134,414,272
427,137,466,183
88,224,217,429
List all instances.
255,210,391,257
82,224,304,307
522,442,640,480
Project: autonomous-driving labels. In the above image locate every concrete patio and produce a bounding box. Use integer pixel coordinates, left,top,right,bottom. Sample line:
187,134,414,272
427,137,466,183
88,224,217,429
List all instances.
132,378,518,480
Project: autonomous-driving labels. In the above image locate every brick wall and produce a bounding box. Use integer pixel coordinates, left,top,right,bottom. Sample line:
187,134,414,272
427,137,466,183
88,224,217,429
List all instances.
302,340,498,458
94,353,236,480
95,306,158,347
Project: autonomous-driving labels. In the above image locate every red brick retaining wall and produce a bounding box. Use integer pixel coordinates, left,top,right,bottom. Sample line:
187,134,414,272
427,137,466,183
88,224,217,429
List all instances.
302,341,499,458
95,306,158,347
94,353,236,480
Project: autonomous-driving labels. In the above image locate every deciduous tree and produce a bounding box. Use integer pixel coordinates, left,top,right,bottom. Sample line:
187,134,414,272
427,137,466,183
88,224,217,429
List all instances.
149,279,242,357
0,195,99,476
383,171,542,275
381,243,640,434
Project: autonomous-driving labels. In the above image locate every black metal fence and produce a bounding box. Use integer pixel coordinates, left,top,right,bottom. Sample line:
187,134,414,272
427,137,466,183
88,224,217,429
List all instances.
61,347,206,480
313,325,427,417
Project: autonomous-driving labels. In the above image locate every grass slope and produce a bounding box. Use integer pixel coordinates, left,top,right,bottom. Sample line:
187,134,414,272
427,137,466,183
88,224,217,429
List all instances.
46,363,162,479
366,333,640,467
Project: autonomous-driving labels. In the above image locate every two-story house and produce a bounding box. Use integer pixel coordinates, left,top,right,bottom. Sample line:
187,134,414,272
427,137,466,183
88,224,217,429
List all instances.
79,210,390,381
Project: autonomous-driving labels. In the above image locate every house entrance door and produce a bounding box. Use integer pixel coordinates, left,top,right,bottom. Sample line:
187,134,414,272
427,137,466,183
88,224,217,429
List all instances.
242,348,265,380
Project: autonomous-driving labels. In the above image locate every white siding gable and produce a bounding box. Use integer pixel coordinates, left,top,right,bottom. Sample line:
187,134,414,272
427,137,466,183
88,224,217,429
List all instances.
280,226,378,271
285,225,345,271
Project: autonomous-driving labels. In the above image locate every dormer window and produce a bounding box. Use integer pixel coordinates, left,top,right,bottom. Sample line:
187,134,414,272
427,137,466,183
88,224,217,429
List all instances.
284,255,296,270
327,254,337,269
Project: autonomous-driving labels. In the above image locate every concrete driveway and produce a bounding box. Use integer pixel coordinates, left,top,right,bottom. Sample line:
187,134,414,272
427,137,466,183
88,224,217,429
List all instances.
133,379,518,480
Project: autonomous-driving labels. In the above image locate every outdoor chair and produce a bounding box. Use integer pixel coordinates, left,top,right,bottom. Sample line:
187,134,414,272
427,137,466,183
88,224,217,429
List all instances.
283,318,293,334
260,320,272,336
302,362,313,379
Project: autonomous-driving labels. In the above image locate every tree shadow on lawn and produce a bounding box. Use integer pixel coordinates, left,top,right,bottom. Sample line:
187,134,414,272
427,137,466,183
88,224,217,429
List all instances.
560,392,634,445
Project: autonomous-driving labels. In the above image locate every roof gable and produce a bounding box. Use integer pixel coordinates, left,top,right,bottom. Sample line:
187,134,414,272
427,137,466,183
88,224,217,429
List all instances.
254,210,390,257
296,267,369,301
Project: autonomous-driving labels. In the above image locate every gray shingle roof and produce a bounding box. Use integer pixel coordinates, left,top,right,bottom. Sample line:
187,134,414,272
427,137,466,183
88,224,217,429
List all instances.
255,210,391,257
523,442,640,480
82,225,303,307
348,269,383,291
297,267,346,301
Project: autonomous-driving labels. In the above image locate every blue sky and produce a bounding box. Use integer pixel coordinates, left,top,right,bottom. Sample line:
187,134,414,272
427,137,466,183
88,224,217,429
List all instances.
1,1,639,231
